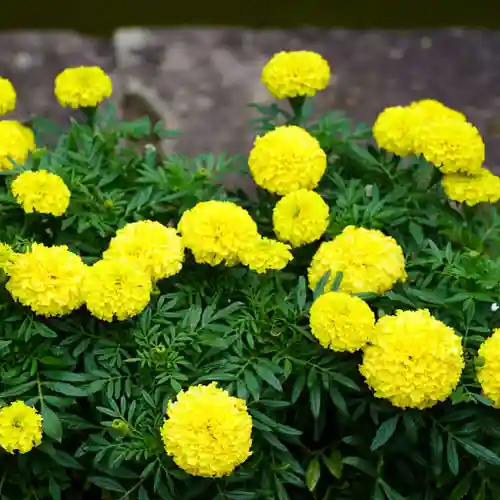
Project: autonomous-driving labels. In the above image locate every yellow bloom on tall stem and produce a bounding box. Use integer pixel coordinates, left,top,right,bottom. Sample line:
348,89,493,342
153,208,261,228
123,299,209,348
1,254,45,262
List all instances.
0,401,42,454
0,77,16,115
54,66,112,109
0,120,35,171
161,383,252,477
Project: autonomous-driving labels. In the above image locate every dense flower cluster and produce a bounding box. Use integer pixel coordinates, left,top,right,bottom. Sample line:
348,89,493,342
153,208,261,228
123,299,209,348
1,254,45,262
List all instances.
360,310,464,409
55,66,112,108
0,77,16,115
373,99,484,175
83,258,152,322
161,383,252,477
0,120,36,171
442,168,500,206
6,243,87,316
103,220,184,281
239,237,293,273
11,170,71,216
261,50,330,99
273,189,329,247
178,201,259,266
0,401,42,454
477,329,500,408
309,292,375,352
308,226,406,294
248,126,327,195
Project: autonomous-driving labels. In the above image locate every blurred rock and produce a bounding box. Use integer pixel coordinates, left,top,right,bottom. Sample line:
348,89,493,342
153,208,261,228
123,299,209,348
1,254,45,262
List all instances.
114,27,500,167
0,31,116,125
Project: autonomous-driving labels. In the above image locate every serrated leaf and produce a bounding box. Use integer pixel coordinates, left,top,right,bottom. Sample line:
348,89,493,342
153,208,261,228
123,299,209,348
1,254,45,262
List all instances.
371,415,399,451
456,438,500,466
322,450,343,479
243,369,260,401
44,382,87,397
88,476,126,493
253,363,282,392
305,457,321,492
42,406,63,442
446,436,460,475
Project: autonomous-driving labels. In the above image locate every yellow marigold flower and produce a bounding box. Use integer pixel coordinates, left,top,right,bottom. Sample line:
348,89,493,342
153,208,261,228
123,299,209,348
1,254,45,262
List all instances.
239,237,293,274
178,201,259,266
161,382,252,477
0,120,36,171
308,226,406,295
0,77,16,115
83,258,152,322
0,401,42,454
55,66,112,108
415,119,484,175
309,291,375,352
248,125,327,196
273,189,329,247
103,220,184,281
6,243,87,317
261,50,330,99
373,106,419,156
409,99,466,122
0,243,16,273
477,329,500,408
442,169,500,206
360,310,464,409
11,171,70,216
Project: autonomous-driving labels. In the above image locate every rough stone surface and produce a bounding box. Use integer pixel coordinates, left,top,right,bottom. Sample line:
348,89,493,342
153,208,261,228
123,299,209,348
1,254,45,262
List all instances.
0,31,116,124
114,27,500,167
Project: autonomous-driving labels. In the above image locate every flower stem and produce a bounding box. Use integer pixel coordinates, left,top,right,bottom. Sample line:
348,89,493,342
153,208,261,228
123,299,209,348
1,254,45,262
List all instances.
81,106,97,131
288,96,306,126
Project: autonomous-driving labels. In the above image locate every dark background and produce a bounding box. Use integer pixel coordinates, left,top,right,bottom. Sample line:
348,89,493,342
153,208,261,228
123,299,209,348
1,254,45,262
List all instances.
2,0,500,34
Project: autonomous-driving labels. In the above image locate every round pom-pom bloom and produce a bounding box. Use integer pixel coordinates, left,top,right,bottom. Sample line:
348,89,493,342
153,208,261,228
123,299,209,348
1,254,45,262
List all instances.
415,119,484,175
103,220,184,281
83,258,152,322
0,120,36,171
239,237,293,274
308,226,406,295
6,243,87,317
0,401,42,454
360,309,464,409
261,50,330,99
55,66,112,108
161,382,252,477
373,106,419,157
11,171,70,216
309,291,375,352
178,201,259,266
248,125,327,195
273,189,329,247
442,169,500,206
0,77,16,115
476,329,500,408
409,99,466,122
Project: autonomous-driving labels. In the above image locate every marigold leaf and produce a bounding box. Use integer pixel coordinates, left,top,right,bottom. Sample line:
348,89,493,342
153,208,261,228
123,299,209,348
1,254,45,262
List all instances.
305,457,321,492
370,415,399,451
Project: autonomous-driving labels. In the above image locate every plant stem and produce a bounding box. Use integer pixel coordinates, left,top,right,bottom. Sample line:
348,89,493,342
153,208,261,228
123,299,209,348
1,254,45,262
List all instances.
81,106,97,131
287,96,306,126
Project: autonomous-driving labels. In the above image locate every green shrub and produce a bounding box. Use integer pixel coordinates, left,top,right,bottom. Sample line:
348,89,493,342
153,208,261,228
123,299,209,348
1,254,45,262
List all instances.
1,61,500,500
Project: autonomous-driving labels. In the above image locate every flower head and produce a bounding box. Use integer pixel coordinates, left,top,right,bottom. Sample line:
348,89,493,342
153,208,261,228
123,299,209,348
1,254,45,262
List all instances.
178,201,259,266
161,382,252,477
248,125,327,195
373,106,419,156
0,120,35,171
442,169,500,206
261,50,330,99
103,220,184,281
0,77,16,115
55,66,112,108
309,292,375,352
6,243,87,316
408,99,466,122
11,171,70,216
308,226,406,295
360,310,464,409
477,329,500,408
0,401,42,454
273,189,329,247
415,119,484,175
239,237,293,274
83,258,152,322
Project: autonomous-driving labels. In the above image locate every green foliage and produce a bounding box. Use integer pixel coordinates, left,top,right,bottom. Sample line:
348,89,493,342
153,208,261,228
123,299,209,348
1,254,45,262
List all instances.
1,95,500,500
